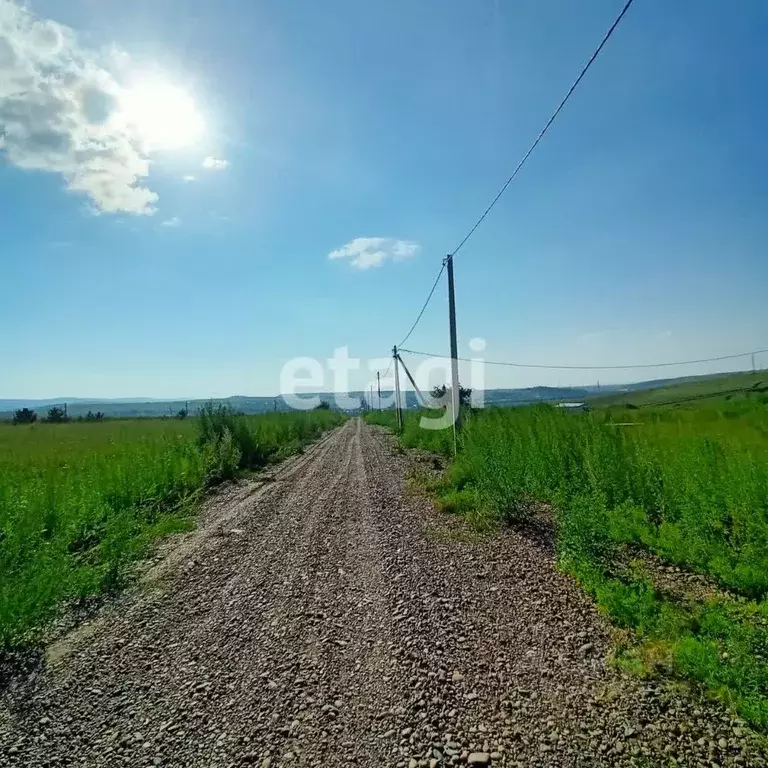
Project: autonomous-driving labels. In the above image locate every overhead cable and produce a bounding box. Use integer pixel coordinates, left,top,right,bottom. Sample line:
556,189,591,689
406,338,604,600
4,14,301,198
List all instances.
398,347,768,372
451,0,637,258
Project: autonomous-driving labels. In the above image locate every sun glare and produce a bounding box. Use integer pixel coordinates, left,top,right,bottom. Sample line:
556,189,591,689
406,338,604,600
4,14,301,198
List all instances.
120,80,204,150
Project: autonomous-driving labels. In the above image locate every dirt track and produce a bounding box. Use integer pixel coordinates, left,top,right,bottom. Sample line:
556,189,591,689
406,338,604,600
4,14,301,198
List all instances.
1,419,765,767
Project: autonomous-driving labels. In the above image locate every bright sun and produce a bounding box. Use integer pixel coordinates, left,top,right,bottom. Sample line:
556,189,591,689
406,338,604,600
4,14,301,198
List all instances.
119,80,204,150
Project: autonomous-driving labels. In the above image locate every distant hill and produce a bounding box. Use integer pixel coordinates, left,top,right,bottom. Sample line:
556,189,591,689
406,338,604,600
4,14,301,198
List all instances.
587,369,768,408
0,396,285,420
0,389,603,420
1,370,761,420
0,397,174,411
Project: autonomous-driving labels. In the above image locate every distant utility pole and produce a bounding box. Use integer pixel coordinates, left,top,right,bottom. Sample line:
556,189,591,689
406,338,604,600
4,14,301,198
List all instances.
753,353,756,373
377,371,382,411
393,346,403,430
445,254,460,454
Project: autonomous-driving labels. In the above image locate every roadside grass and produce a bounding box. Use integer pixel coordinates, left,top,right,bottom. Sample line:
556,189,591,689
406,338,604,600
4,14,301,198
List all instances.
0,408,344,650
365,398,768,728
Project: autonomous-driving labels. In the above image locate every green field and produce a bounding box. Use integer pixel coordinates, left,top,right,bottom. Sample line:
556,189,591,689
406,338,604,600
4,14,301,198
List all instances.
0,407,344,650
588,369,768,408
366,391,768,728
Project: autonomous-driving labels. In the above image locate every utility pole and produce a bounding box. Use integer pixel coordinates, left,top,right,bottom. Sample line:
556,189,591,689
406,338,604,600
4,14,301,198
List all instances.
445,255,461,452
393,346,403,430
752,353,756,374
377,371,382,412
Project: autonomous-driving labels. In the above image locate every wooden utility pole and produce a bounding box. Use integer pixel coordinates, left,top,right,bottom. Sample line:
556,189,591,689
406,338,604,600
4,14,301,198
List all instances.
377,371,382,411
393,346,403,430
445,255,461,453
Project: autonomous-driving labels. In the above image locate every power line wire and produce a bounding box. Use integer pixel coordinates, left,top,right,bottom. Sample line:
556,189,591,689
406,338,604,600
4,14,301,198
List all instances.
396,262,446,348
399,347,768,372
389,0,635,357
451,0,636,258
390,0,636,356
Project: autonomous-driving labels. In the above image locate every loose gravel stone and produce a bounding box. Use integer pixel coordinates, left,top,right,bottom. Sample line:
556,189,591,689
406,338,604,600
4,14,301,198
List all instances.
0,420,766,767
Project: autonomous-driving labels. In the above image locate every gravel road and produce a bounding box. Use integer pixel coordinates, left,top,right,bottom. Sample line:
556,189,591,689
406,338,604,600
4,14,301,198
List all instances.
1,419,765,767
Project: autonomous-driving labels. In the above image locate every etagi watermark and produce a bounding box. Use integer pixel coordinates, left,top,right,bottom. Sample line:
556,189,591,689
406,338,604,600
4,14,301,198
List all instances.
279,339,487,430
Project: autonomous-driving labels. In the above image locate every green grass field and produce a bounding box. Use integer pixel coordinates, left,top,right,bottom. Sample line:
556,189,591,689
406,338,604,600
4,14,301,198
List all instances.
366,391,768,728
589,369,768,408
0,408,344,650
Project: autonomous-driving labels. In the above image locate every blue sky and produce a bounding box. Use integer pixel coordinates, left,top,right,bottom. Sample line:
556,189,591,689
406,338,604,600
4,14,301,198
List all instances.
1,0,767,398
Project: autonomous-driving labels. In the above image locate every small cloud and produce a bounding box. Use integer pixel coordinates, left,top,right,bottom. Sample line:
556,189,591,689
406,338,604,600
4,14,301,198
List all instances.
202,156,229,171
161,217,181,227
328,237,420,270
182,175,196,182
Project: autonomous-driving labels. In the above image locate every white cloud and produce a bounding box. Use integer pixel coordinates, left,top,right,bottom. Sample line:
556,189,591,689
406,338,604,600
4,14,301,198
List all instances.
161,216,180,227
202,156,229,171
182,174,196,182
0,0,157,213
328,237,421,270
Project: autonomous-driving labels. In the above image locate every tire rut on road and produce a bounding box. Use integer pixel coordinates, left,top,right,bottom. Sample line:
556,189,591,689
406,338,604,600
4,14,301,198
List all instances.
1,419,765,767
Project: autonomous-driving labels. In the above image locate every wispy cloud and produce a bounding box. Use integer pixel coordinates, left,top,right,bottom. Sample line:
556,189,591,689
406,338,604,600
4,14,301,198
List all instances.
202,156,229,171
0,0,157,214
328,237,420,270
182,174,196,182
161,217,180,227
